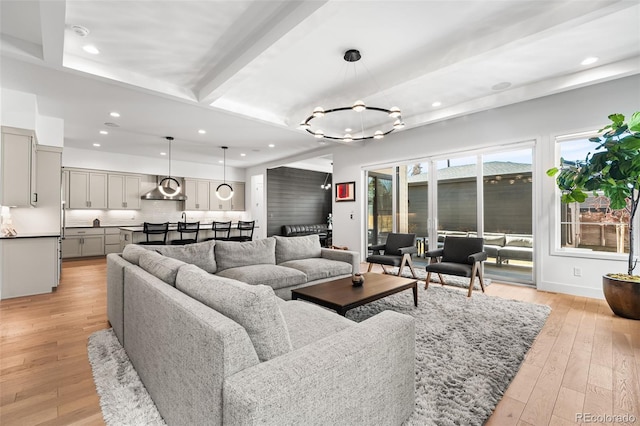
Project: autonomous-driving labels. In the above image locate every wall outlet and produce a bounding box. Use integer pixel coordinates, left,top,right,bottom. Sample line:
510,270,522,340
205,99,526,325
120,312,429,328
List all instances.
573,267,582,277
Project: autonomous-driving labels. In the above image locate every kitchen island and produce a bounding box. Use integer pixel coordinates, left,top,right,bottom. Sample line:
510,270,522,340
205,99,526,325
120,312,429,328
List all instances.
119,222,253,248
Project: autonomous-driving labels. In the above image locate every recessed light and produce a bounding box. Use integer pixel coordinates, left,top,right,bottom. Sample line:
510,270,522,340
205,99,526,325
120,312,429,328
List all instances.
268,144,275,148
109,112,120,118
218,160,224,164
198,129,206,134
83,44,100,55
491,81,511,91
240,153,246,157
581,57,598,66
92,143,101,147
432,101,442,107
99,130,108,135
160,152,167,156
345,128,353,132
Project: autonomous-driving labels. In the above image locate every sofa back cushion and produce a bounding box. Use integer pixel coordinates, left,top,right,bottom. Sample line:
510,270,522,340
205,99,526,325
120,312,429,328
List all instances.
274,235,322,264
138,250,186,286
122,243,151,265
505,235,533,248
483,233,506,247
176,264,292,362
155,240,217,273
215,238,276,272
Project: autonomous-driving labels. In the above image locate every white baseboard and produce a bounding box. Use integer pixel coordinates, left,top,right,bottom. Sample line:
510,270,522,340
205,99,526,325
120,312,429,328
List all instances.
537,280,604,300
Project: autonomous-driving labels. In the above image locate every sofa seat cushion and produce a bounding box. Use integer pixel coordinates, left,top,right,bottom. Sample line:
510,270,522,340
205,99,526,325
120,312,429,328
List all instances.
276,299,354,349
216,264,307,290
215,238,276,272
483,244,501,258
274,235,322,264
176,264,293,362
155,240,217,273
279,258,352,282
138,250,186,286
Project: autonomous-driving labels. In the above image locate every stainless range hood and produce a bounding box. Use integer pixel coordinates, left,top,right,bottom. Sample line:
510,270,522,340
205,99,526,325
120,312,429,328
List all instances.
141,176,187,201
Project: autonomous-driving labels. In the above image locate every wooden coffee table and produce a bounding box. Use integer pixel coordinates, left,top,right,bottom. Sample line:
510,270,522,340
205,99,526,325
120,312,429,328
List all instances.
291,272,418,316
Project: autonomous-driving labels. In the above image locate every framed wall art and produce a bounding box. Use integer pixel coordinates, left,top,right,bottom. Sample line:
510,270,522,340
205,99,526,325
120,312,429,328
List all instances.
335,181,355,202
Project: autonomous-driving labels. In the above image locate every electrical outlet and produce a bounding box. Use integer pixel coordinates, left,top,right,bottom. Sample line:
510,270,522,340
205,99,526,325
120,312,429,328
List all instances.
573,267,582,277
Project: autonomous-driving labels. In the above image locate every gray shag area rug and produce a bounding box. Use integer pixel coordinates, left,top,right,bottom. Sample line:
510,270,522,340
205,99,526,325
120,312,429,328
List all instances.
88,286,549,426
387,266,492,290
346,287,550,426
87,329,166,425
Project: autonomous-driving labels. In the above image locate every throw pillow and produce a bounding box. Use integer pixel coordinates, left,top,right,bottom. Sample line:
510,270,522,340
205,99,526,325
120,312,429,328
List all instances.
273,235,321,264
175,264,292,362
215,238,276,272
138,250,186,286
155,240,216,273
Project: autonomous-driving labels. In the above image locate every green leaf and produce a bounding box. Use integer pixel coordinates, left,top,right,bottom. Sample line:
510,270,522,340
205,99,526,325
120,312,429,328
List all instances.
571,189,587,203
619,134,640,150
588,137,602,143
561,193,575,204
546,167,559,177
628,111,640,132
608,113,625,127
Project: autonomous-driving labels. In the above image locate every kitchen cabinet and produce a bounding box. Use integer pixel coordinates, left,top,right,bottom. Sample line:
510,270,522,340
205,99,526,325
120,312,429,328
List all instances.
62,228,105,258
0,237,59,299
108,174,141,210
68,170,108,209
104,228,122,254
1,127,37,207
210,181,245,211
184,179,210,211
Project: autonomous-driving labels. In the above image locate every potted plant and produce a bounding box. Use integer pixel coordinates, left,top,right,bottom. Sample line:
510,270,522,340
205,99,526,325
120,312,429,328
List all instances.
547,112,640,319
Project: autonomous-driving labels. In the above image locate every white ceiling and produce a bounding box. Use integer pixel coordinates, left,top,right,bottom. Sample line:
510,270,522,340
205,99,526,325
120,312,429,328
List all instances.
1,0,639,168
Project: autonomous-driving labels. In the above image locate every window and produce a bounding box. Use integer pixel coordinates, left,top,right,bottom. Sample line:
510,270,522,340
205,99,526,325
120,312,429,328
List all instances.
556,136,631,255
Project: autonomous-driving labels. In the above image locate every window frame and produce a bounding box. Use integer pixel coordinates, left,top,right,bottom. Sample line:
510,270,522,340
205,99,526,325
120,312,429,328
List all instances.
549,131,639,261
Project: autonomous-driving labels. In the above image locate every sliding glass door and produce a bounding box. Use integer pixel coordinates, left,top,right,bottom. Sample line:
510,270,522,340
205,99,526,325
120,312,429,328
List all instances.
366,144,534,285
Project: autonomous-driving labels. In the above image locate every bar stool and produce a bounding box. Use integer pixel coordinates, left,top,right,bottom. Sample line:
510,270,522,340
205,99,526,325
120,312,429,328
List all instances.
139,222,169,245
204,221,231,241
227,220,255,242
171,221,200,245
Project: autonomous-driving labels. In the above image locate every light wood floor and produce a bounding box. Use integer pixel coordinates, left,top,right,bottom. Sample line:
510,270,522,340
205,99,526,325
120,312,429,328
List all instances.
1,259,638,425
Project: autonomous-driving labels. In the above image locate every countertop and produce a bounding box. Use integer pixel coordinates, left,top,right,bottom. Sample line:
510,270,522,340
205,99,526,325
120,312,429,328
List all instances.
0,232,61,239
119,222,242,232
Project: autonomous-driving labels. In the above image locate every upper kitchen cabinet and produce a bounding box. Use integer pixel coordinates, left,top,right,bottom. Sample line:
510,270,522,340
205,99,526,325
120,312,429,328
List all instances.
1,127,37,207
184,179,209,211
210,181,245,211
68,170,107,209
108,174,141,210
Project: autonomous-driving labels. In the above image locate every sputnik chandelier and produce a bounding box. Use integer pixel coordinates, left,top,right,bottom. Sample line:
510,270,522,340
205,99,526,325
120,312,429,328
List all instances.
299,49,404,142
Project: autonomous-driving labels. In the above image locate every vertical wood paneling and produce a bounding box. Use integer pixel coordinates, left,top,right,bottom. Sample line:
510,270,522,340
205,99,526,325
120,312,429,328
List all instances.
266,167,332,236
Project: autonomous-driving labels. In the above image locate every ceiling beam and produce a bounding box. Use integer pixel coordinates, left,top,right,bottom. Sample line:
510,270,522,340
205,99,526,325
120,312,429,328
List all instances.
196,0,328,105
39,0,66,67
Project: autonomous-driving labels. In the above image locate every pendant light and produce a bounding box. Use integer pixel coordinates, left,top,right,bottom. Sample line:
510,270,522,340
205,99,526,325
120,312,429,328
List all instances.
216,146,234,201
158,136,182,197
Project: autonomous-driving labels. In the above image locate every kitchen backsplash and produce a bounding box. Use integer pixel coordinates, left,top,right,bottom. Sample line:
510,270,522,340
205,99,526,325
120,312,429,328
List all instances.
64,199,249,227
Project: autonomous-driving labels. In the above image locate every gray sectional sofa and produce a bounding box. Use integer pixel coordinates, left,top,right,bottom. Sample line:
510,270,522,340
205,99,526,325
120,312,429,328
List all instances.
436,231,533,265
107,235,416,425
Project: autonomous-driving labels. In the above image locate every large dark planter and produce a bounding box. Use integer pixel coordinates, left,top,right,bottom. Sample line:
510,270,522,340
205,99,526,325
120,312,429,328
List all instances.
602,275,640,320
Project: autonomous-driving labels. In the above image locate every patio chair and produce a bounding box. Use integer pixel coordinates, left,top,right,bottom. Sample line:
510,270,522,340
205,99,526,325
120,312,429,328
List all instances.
424,236,487,297
366,233,418,278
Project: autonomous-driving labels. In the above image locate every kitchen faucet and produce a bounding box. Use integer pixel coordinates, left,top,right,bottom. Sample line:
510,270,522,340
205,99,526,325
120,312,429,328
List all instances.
181,212,186,222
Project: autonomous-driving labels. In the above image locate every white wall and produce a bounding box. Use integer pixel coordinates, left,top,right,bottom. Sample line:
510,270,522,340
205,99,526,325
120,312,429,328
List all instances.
250,74,640,299
0,89,38,130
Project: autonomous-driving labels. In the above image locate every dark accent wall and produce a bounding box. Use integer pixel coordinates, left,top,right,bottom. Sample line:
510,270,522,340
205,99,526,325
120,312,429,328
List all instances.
266,167,332,236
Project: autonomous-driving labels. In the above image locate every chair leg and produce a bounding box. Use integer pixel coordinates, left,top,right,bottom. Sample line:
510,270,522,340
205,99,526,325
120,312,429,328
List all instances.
425,271,432,289
477,263,486,293
398,254,418,278
367,263,374,272
438,273,446,286
468,263,479,297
